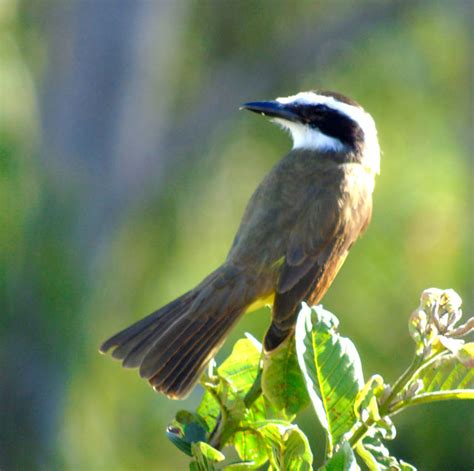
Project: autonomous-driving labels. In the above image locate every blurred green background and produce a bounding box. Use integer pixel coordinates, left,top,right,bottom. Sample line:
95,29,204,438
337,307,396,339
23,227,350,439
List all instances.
1,0,472,469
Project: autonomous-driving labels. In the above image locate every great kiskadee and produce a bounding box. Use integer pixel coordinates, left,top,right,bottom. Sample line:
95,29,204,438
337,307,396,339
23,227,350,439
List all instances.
100,90,380,399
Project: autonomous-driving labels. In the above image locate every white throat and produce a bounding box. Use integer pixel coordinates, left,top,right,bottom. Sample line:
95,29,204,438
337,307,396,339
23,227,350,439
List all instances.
272,118,347,153
275,92,380,174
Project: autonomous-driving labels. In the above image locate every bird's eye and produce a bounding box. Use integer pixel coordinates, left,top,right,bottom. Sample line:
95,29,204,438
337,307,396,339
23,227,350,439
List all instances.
299,104,330,125
314,104,330,113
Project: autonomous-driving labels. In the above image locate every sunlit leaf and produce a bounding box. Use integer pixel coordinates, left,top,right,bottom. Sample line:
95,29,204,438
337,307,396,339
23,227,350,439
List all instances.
319,442,358,471
197,386,221,432
196,337,264,442
262,335,310,418
233,427,267,469
223,461,256,469
455,342,474,368
218,338,262,394
189,441,225,471
258,423,313,471
410,352,474,396
357,429,417,471
232,397,273,469
399,461,418,470
231,393,284,467
353,375,385,423
295,303,364,454
357,429,416,471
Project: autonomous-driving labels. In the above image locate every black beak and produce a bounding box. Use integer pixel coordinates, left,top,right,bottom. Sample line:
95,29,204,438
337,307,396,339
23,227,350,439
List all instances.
240,101,300,122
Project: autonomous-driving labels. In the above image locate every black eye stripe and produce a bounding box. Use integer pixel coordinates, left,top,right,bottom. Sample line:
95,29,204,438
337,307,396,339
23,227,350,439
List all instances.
291,103,335,120
293,104,344,123
314,104,330,113
287,103,363,149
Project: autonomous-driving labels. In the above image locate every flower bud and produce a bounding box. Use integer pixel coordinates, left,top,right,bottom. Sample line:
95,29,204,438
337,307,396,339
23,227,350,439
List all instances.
409,309,428,342
441,289,462,314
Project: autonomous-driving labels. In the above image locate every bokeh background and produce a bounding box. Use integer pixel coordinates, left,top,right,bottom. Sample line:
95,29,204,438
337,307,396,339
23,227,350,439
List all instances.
1,0,472,469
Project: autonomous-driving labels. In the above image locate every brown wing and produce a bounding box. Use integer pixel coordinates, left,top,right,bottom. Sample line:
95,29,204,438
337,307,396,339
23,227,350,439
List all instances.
265,179,372,351
277,185,342,293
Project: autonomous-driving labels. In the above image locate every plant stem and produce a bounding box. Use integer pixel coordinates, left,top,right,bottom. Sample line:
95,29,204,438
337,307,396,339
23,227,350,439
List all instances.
208,387,228,449
348,420,372,448
244,368,262,408
378,354,423,416
349,351,437,449
388,390,474,416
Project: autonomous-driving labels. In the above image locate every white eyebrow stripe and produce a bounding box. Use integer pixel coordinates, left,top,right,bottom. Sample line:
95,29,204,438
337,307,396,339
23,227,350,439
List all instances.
277,92,368,134
275,92,380,174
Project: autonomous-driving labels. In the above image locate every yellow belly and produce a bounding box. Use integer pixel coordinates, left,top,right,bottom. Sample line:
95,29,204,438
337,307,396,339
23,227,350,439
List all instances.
245,293,275,313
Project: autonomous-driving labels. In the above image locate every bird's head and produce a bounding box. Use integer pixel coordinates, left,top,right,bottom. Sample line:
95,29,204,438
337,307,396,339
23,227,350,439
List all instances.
241,90,380,173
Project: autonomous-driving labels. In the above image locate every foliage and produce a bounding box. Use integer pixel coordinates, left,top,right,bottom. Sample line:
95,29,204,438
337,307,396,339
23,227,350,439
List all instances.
167,288,474,469
3,2,471,469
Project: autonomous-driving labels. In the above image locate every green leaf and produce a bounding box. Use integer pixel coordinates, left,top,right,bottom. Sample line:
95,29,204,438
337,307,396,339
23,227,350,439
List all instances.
190,441,225,471
197,386,221,433
456,342,474,368
258,423,313,470
232,397,272,469
356,430,417,471
295,303,364,454
196,337,265,445
399,460,418,470
231,397,278,468
193,336,280,468
223,461,256,469
233,427,267,469
353,375,385,424
389,352,474,413
262,335,310,418
319,442,358,471
408,352,474,400
218,338,262,394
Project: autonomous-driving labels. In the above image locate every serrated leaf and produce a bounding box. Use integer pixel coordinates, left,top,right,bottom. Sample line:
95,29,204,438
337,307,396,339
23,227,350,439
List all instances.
295,304,364,454
258,423,313,470
319,441,358,471
357,429,417,471
262,335,310,418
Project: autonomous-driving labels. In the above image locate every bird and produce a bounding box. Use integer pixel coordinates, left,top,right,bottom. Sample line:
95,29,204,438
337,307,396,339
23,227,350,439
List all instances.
100,90,380,399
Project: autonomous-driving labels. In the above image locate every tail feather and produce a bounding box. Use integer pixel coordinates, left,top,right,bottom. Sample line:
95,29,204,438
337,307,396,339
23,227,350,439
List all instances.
119,303,197,369
121,321,174,368
149,310,235,389
159,310,241,398
100,273,247,399
147,317,216,385
139,291,239,379
114,316,175,365
100,292,194,355
138,314,210,379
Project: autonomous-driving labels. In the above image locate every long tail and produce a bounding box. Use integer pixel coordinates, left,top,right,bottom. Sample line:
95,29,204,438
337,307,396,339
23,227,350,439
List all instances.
100,270,248,399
